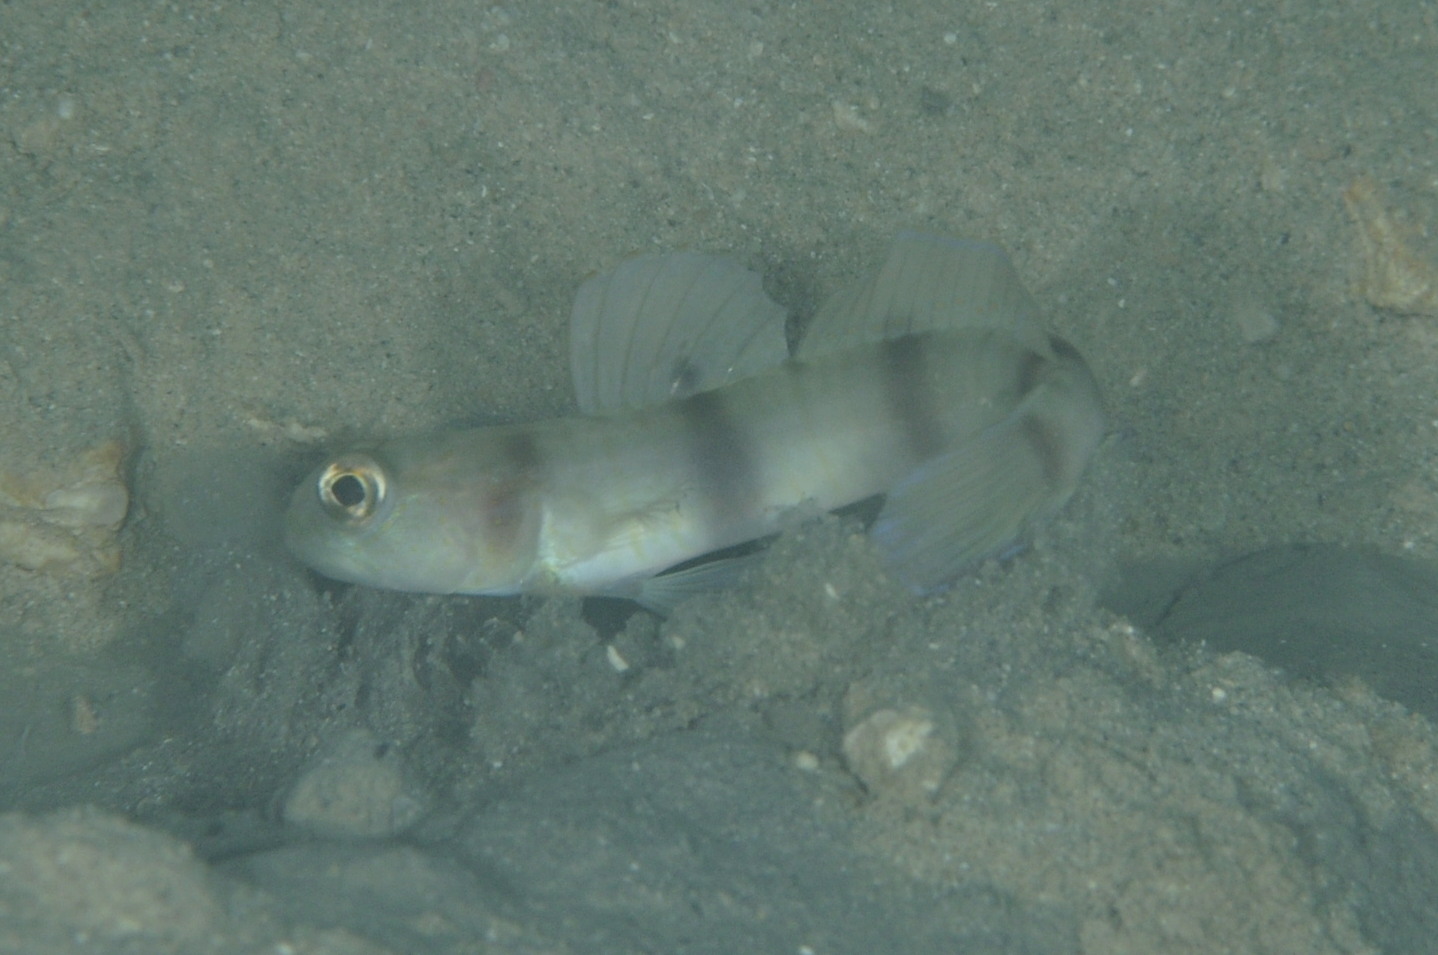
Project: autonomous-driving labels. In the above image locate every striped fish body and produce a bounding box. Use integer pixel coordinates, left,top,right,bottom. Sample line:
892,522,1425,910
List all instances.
285,234,1104,609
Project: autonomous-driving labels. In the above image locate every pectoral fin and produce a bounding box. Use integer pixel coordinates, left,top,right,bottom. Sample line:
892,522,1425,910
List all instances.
872,353,1105,593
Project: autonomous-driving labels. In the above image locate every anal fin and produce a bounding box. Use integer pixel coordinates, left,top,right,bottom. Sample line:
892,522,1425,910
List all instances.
613,553,763,616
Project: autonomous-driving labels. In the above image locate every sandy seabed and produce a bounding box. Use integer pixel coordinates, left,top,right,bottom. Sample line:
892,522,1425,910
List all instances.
2,2,1437,952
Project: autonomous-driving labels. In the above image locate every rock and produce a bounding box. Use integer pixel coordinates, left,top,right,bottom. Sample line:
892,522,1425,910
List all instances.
842,705,959,802
1344,176,1438,317
282,728,426,839
0,440,128,577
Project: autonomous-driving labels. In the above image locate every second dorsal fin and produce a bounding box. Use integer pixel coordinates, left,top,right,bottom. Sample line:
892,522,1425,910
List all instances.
799,231,1049,358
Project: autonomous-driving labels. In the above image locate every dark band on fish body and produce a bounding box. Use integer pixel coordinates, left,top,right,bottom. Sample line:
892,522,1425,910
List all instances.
1047,334,1082,362
678,388,759,527
880,334,946,461
1016,348,1047,398
1020,412,1066,490
482,430,545,551
500,429,545,474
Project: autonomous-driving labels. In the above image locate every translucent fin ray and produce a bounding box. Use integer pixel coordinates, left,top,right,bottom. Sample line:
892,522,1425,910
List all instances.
570,252,788,414
800,231,1048,357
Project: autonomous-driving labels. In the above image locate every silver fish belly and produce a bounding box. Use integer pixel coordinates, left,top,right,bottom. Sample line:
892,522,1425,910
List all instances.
285,233,1104,611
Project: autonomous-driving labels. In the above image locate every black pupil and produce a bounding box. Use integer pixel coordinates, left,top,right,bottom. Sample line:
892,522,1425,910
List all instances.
330,473,368,508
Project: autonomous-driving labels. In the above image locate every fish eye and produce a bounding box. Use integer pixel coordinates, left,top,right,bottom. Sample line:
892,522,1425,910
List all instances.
316,456,387,523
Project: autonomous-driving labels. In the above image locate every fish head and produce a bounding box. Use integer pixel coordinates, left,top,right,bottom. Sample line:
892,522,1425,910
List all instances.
283,439,540,595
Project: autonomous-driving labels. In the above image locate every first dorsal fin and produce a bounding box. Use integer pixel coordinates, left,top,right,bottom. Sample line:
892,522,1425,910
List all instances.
569,252,789,415
799,231,1049,358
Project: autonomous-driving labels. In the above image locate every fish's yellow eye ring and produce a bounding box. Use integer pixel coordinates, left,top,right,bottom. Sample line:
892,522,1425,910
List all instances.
316,455,387,524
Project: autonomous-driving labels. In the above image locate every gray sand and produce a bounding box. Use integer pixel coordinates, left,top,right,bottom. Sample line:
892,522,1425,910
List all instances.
3,1,1438,952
